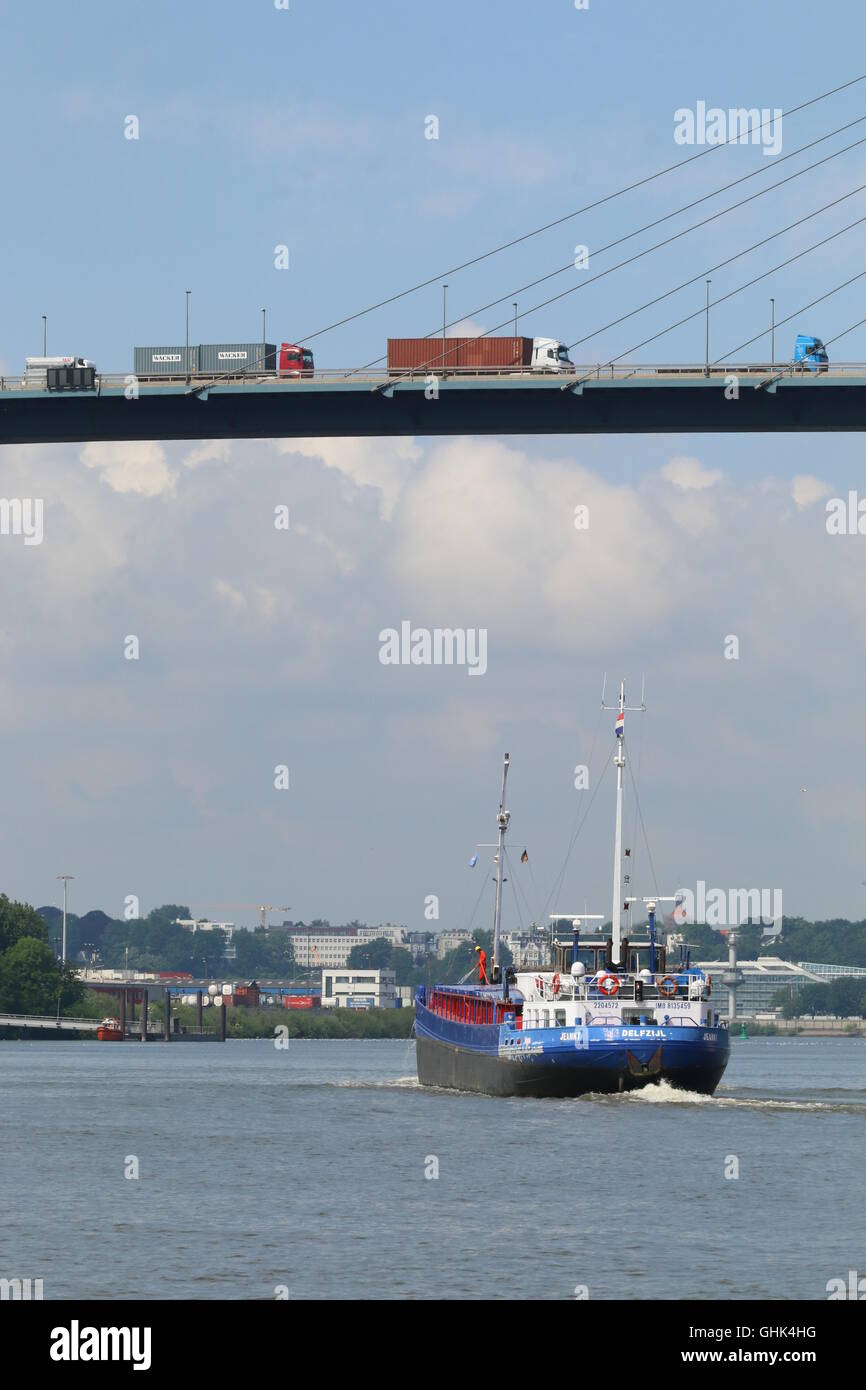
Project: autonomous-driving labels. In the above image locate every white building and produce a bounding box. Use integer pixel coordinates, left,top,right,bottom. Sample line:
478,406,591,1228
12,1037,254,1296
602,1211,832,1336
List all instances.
691,956,841,1018
502,933,553,969
321,968,396,1009
283,924,409,969
368,923,410,948
436,929,471,959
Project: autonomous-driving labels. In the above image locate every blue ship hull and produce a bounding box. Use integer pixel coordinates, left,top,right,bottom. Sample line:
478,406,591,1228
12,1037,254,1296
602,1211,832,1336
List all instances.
415,1001,729,1097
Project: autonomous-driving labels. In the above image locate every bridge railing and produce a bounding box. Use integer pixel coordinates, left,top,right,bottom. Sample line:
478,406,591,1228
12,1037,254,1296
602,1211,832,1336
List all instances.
3,363,866,392
0,1012,100,1026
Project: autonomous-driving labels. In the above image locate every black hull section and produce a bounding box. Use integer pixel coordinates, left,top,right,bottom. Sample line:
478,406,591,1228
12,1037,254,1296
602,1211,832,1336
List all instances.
416,1033,727,1099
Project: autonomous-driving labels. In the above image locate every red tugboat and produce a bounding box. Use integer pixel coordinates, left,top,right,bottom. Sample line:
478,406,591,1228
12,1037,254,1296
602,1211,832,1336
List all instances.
96,1016,124,1041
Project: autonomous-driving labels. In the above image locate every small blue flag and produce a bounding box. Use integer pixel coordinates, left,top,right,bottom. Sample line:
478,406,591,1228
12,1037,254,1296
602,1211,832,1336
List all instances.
469,853,478,868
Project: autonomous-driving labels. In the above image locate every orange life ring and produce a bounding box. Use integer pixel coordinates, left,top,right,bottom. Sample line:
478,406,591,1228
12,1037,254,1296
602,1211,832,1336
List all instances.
658,975,678,998
552,972,561,996
598,973,619,997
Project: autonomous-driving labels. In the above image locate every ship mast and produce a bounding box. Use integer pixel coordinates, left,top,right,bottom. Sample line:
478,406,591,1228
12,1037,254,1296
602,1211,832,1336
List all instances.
492,753,510,979
601,678,645,968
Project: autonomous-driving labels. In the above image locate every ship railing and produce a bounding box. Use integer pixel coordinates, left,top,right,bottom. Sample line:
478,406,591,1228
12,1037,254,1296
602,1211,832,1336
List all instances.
575,978,709,1003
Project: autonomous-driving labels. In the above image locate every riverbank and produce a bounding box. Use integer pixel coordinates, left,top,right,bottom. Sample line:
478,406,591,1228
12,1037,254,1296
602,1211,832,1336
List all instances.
739,1018,866,1036
176,1003,415,1039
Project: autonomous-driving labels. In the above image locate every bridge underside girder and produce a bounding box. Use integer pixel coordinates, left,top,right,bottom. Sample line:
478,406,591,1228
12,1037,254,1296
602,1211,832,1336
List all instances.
2,377,866,445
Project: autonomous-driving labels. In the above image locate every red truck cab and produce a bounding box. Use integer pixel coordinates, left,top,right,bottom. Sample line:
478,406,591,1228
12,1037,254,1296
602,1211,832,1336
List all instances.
279,343,314,377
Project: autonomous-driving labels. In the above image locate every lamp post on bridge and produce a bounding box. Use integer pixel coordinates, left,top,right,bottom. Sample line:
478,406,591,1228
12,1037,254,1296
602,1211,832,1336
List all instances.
705,280,711,376
770,298,775,367
57,874,74,964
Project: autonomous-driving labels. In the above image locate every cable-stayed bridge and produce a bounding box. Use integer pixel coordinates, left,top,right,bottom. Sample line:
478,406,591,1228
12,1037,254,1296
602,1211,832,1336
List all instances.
5,73,866,445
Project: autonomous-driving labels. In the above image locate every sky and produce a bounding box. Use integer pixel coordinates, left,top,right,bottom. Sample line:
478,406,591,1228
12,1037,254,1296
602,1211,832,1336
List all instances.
2,1,866,933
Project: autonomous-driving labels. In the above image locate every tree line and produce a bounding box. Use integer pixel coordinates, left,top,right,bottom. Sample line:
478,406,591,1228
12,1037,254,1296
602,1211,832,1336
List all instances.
0,895,83,1015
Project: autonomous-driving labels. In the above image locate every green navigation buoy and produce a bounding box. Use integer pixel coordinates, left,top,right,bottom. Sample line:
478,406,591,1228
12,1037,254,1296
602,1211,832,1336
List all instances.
739,1023,747,1039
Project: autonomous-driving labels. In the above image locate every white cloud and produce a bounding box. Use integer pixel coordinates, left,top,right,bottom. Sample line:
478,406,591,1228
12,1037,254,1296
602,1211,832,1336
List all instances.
81,441,176,497
791,473,834,510
214,579,246,611
449,319,488,337
281,436,421,520
661,456,723,491
389,438,670,647
184,440,232,471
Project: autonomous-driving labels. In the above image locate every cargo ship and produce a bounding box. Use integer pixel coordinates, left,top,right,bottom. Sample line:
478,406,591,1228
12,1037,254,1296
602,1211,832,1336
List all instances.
415,682,730,1097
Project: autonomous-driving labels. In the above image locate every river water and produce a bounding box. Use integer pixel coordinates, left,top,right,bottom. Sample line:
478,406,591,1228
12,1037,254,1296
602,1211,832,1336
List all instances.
1,1035,863,1300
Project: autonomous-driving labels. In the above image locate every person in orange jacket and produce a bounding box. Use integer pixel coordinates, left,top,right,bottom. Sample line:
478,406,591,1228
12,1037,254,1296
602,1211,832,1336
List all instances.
475,945,489,984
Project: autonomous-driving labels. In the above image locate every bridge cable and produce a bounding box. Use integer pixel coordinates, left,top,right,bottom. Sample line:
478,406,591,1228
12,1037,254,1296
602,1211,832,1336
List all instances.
566,206,866,369
823,314,866,349
356,181,866,377
714,273,866,362
349,117,866,374
299,73,866,346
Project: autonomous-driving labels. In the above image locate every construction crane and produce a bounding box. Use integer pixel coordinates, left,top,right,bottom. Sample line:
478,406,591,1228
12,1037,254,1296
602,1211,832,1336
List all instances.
190,902,291,930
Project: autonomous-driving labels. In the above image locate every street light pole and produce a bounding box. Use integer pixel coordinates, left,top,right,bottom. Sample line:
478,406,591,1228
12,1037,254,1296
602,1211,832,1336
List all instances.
185,290,191,383
705,280,711,376
58,875,74,964
513,302,518,336
770,298,775,366
42,315,47,356
442,283,448,374
262,307,266,369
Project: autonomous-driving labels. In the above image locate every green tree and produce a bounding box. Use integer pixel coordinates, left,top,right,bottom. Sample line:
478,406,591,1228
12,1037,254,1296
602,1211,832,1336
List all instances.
145,904,192,932
347,937,394,970
0,893,48,955
0,937,83,1013
829,976,866,1017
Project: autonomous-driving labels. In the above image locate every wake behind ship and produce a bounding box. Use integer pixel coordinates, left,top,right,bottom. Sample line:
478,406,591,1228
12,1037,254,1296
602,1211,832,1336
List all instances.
415,682,730,1098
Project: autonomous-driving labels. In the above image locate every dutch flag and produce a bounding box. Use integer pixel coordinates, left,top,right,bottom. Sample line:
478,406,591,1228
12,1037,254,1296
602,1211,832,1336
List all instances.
615,711,625,739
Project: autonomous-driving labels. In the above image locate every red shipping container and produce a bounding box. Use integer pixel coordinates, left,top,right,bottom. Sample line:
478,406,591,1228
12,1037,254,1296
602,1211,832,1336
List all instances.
387,336,533,373
285,995,314,1009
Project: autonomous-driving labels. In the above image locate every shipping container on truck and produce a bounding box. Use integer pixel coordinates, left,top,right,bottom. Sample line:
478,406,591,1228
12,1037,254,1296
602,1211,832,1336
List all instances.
387,336,534,374
387,335,573,374
133,342,312,377
134,346,199,376
197,342,276,374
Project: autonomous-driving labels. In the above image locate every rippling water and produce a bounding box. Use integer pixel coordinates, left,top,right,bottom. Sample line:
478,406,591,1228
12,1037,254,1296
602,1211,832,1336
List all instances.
0,1035,863,1299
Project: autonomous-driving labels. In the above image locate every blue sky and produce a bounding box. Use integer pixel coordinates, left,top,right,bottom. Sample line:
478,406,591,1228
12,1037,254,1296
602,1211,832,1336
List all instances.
3,2,866,934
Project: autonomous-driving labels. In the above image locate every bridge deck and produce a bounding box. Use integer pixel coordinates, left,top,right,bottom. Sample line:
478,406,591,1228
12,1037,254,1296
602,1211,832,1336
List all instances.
2,366,866,442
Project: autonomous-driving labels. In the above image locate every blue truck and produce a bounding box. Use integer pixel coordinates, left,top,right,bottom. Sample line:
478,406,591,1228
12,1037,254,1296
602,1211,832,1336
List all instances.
793,334,829,371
